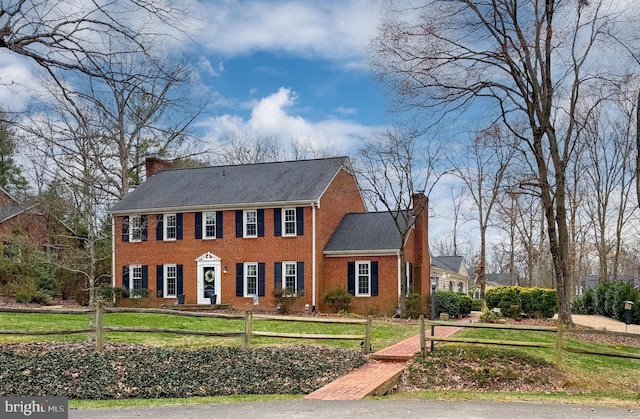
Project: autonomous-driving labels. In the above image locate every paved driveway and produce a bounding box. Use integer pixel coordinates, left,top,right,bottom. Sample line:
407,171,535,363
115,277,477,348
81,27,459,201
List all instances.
571,314,640,334
68,400,638,419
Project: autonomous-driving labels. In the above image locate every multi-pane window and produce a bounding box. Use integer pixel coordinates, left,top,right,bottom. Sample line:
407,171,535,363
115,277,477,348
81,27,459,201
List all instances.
165,264,177,297
130,216,143,242
164,214,177,240
284,262,297,292
131,265,143,290
356,261,370,296
283,208,296,236
244,210,257,237
204,212,216,238
244,262,258,296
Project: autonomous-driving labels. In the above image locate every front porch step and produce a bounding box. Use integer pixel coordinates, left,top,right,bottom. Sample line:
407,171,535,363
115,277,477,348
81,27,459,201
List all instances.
174,304,232,311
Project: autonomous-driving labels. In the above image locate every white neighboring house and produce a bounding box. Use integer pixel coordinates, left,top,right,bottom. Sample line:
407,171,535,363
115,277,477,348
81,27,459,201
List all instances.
431,256,469,294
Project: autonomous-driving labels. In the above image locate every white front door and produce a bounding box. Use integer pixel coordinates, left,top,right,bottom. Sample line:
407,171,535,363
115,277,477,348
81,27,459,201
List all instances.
196,252,221,304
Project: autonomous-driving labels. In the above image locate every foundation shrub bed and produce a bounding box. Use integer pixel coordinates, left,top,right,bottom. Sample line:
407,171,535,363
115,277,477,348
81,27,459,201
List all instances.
0,343,366,399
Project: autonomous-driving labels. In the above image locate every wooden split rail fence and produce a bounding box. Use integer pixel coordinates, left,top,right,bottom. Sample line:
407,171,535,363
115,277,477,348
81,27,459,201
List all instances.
0,304,373,353
418,315,640,370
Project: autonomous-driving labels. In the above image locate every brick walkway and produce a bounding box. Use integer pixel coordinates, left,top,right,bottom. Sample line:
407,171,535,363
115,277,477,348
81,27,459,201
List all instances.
304,319,472,400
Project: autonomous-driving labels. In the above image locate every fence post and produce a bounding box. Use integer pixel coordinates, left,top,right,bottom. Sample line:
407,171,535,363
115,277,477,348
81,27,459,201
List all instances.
95,302,104,352
364,315,373,354
244,311,253,348
555,323,564,371
419,315,426,357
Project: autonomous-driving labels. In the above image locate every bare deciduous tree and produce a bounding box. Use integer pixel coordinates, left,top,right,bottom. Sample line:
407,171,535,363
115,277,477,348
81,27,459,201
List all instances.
449,125,516,297
371,0,634,324
356,122,445,316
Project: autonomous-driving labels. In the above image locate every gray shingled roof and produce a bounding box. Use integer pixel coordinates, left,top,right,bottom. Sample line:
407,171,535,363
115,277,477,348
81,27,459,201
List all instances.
109,157,351,214
432,256,464,273
324,211,413,254
0,204,34,222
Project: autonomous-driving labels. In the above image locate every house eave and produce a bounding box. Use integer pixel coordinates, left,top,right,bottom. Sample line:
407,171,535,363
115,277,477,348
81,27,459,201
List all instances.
108,200,317,216
324,249,400,257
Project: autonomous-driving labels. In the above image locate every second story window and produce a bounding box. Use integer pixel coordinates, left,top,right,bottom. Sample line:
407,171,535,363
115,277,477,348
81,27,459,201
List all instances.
283,209,296,236
130,215,144,242
204,212,216,238
245,210,257,237
164,214,177,240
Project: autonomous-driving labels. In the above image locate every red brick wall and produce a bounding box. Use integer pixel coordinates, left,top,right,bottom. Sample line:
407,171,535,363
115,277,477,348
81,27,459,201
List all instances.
113,167,366,312
0,212,50,248
314,169,366,310
323,255,400,316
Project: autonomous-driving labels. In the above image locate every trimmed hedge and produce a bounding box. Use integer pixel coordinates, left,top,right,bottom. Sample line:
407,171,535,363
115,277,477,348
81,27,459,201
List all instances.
0,344,366,399
434,291,472,319
485,286,557,319
572,280,639,325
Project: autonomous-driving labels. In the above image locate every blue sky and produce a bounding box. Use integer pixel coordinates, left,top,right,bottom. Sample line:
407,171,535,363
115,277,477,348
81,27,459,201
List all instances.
185,0,389,154
0,1,388,155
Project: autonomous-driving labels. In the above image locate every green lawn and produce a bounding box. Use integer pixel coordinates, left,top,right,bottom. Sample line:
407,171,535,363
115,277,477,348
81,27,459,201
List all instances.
454,326,640,394
0,311,418,350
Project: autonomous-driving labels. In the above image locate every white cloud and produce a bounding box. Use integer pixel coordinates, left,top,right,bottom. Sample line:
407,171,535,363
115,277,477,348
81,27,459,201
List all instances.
0,52,49,112
192,0,379,63
198,87,378,153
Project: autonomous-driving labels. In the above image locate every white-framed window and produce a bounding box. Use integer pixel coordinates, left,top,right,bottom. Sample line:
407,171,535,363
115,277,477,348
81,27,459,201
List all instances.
165,264,177,298
244,262,258,296
283,208,296,236
356,261,371,297
130,215,144,242
203,211,216,239
130,264,143,290
164,214,177,240
283,262,297,293
244,210,257,237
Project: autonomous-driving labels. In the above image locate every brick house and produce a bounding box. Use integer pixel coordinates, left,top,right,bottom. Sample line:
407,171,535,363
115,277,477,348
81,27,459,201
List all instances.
0,187,50,249
108,157,431,315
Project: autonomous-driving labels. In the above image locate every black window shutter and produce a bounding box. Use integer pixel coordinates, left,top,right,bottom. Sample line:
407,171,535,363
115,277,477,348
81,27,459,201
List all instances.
195,212,202,239
156,214,164,241
121,216,129,242
142,265,149,289
141,215,148,241
176,213,183,240
235,210,243,237
236,263,243,296
216,211,224,238
156,265,163,296
274,262,282,290
258,262,266,296
274,208,282,236
122,266,129,288
257,209,265,237
371,261,379,296
297,261,304,295
296,207,304,236
347,262,355,295
177,265,184,296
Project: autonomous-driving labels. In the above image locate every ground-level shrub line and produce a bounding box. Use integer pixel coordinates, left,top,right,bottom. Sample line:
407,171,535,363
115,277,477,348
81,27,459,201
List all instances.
0,343,366,399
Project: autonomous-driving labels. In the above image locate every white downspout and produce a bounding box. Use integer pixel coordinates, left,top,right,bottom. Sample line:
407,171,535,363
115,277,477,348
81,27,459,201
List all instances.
111,215,116,287
397,251,401,298
312,202,317,311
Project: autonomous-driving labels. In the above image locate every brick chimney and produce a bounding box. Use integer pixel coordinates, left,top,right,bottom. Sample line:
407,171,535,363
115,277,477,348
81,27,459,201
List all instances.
412,192,430,302
145,155,171,179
